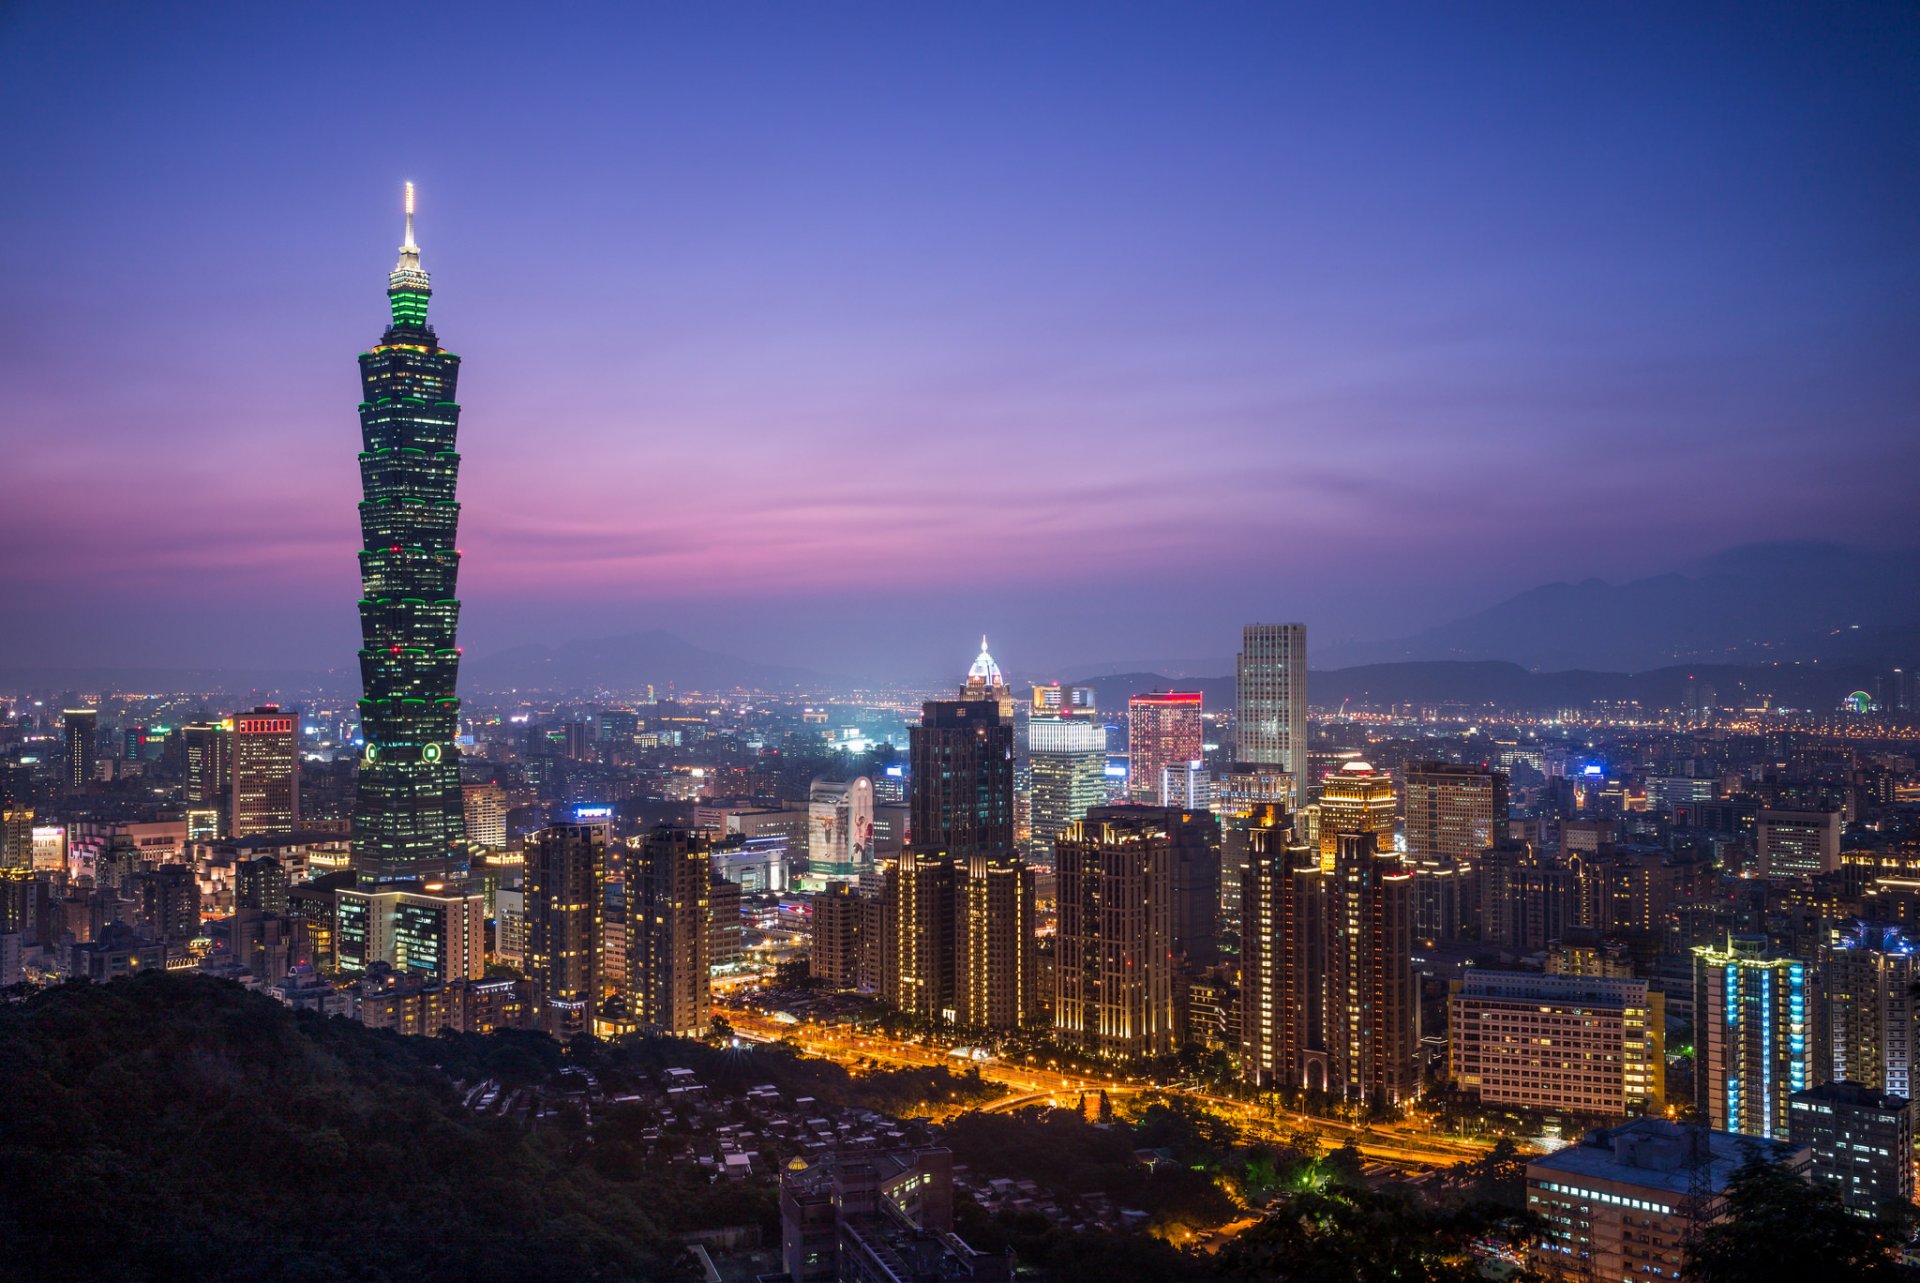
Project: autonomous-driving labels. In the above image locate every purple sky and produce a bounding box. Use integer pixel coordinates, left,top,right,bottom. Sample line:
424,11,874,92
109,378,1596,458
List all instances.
3,3,1917,681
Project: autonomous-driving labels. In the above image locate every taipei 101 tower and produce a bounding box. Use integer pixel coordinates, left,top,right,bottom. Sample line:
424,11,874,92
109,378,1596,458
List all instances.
351,184,467,882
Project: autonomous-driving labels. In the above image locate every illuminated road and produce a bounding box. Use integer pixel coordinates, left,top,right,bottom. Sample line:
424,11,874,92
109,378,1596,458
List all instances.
719,1006,1504,1172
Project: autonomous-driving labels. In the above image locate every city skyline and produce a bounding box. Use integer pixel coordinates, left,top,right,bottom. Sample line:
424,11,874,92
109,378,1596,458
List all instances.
5,4,1918,681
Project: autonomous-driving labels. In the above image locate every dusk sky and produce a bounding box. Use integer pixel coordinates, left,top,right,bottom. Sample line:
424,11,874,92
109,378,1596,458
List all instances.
3,3,1916,682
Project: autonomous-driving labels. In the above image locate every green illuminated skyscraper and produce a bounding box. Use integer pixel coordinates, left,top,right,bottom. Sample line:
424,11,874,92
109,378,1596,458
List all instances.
352,184,466,882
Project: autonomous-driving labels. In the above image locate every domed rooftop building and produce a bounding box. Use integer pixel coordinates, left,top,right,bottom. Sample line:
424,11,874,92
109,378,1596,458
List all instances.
963,635,1007,698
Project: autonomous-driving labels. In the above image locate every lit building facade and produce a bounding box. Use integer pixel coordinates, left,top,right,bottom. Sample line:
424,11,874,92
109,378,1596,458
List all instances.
1125,691,1202,805
628,826,710,1035
335,881,486,982
525,819,606,1039
1693,934,1814,1139
230,706,300,837
1819,920,1920,1101
1235,623,1307,808
1314,760,1395,859
807,775,875,883
1788,1080,1913,1215
1449,970,1664,1117
1054,808,1181,1060
63,708,97,792
352,185,467,882
462,782,508,849
1026,716,1106,860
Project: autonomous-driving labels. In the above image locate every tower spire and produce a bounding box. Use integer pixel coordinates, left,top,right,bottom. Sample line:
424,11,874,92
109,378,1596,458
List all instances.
396,181,421,272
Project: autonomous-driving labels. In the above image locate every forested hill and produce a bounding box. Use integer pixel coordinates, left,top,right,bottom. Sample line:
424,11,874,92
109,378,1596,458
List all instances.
0,973,684,1283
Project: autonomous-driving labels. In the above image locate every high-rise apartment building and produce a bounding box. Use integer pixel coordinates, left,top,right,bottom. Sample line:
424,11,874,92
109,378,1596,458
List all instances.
525,819,607,1039
882,849,958,1023
1235,623,1307,808
230,706,300,837
1788,1081,1913,1215
0,806,31,872
1054,808,1182,1061
957,855,1037,1032
462,782,508,850
352,185,467,882
910,669,1014,859
1241,817,1418,1105
1026,716,1106,860
628,826,711,1035
1757,809,1843,878
1449,971,1664,1118
813,881,883,992
1693,933,1814,1140
63,708,97,792
1126,692,1202,805
1819,920,1920,1101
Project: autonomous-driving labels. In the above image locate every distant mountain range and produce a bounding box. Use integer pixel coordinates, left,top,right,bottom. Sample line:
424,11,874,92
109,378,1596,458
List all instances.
1072,659,1898,717
1313,542,1920,672
457,629,836,694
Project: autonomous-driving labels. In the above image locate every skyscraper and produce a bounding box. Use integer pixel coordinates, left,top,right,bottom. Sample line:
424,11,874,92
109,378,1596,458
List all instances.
462,782,508,850
1235,624,1307,808
352,184,467,883
1126,691,1202,805
1403,762,1508,939
1694,933,1814,1140
181,721,231,833
230,706,300,837
628,826,711,1036
63,708,97,792
526,819,607,1039
1819,920,1920,1101
1241,812,1418,1106
1054,808,1182,1061
1314,760,1395,858
1025,716,1106,860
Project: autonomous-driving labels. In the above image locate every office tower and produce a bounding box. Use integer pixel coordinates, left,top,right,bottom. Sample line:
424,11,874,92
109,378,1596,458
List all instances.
1404,762,1507,860
1235,623,1307,808
1025,717,1106,860
807,776,875,883
1819,920,1920,1100
1757,808,1842,878
1693,934,1814,1139
352,184,467,882
1241,820,1417,1106
334,882,486,982
1526,1121,1809,1281
182,722,231,833
1788,1081,1913,1215
63,708,97,791
230,706,300,837
910,676,1014,860
882,849,958,1023
1054,808,1181,1060
462,782,508,849
1126,691,1202,804
525,820,607,1038
890,638,1031,1030
1314,760,1394,858
1160,761,1212,810
1448,971,1664,1118
813,881,883,992
628,826,710,1035
1403,762,1508,939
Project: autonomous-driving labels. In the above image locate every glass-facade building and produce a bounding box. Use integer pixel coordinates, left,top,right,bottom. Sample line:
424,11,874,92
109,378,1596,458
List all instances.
352,187,467,882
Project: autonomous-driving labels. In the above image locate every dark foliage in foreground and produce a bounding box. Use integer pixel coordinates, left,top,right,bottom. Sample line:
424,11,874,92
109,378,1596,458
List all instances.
0,973,688,1283
1683,1149,1919,1283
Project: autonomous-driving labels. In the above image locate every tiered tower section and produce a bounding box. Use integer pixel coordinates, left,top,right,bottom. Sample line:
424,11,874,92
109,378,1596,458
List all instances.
353,184,466,881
